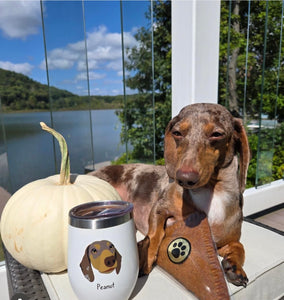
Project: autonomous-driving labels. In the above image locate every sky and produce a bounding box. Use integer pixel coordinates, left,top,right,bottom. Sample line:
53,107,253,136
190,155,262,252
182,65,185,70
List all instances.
0,0,150,96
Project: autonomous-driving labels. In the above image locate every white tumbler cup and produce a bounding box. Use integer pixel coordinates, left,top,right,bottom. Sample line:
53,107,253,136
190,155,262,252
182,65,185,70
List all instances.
68,201,138,300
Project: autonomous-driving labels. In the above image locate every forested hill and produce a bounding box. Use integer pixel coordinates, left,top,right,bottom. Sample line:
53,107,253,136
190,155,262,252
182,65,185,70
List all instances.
0,68,124,111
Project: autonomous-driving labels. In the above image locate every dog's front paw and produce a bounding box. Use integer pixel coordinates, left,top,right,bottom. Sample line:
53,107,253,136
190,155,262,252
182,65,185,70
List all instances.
222,258,248,287
138,264,152,277
137,236,154,276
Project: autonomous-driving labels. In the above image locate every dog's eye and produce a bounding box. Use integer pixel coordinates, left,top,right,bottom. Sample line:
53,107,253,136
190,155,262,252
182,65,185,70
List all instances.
210,131,224,140
172,131,182,138
212,132,223,137
92,248,97,253
109,244,114,249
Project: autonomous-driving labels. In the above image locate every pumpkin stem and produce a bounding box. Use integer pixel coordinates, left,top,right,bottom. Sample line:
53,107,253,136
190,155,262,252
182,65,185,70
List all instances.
40,122,70,185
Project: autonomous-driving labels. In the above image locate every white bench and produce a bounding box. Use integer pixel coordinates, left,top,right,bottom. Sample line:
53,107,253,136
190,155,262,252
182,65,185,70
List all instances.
41,219,284,300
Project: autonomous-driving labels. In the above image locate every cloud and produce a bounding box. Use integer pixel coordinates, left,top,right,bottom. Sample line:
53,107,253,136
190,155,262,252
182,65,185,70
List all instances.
75,71,106,81
41,25,137,75
0,0,41,39
45,48,79,70
107,61,122,71
0,60,33,75
117,70,130,77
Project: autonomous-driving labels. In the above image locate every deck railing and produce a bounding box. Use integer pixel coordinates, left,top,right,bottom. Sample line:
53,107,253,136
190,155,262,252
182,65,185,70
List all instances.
0,0,283,195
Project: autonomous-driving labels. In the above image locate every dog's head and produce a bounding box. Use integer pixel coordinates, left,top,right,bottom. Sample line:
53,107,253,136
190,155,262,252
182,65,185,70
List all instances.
164,103,250,192
80,240,122,282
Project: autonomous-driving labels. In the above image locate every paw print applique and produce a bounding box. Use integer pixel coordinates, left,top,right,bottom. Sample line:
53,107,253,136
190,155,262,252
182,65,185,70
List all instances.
167,238,191,264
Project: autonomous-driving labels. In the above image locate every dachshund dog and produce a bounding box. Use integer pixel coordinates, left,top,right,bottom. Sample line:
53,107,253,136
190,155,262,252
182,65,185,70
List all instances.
80,240,122,282
90,103,250,287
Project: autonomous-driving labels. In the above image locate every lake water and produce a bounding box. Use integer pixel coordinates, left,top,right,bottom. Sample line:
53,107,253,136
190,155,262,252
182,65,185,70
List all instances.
1,110,126,192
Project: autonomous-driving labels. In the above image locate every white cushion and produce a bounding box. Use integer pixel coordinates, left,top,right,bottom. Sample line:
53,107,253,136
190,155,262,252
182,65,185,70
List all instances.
228,221,284,300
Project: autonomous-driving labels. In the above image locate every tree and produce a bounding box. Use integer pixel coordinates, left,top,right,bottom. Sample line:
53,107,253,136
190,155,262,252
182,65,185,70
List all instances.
219,1,284,185
117,0,171,162
219,1,284,121
228,0,241,116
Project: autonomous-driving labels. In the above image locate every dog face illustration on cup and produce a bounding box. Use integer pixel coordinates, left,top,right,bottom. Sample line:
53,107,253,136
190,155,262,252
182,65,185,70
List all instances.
80,240,122,282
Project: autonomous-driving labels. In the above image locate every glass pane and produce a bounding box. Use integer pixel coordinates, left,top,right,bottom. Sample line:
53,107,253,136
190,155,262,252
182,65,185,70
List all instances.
83,0,126,166
0,0,53,192
0,99,8,263
0,99,10,192
219,1,284,188
121,0,154,163
120,0,171,164
42,1,132,173
252,1,283,187
41,1,94,173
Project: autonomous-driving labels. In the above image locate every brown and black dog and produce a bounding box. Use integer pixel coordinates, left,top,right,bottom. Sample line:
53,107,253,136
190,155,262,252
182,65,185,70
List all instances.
90,103,250,287
80,240,122,282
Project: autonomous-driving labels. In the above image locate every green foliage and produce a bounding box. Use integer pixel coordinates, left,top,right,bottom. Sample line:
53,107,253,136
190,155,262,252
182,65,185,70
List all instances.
219,1,284,186
219,1,284,121
112,153,130,165
117,0,171,162
0,68,64,110
247,122,284,187
0,68,124,111
112,150,165,166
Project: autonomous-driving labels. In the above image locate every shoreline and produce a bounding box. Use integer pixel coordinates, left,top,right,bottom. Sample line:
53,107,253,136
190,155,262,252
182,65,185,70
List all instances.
0,107,122,114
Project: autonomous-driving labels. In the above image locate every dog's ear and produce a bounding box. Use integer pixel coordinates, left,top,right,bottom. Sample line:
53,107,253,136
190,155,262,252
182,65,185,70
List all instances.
80,245,95,282
115,248,122,274
234,118,250,193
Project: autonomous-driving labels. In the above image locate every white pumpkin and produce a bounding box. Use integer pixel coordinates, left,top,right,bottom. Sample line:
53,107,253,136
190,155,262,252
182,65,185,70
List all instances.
0,123,121,273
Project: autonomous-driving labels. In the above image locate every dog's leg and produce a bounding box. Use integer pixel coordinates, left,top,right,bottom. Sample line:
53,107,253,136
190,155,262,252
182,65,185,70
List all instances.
138,202,169,276
218,242,248,287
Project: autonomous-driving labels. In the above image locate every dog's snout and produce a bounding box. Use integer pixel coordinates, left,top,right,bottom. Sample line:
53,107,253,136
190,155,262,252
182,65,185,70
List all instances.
104,255,116,268
176,169,199,187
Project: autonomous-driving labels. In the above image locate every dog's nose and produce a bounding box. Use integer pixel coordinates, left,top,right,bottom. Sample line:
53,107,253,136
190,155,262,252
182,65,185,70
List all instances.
104,256,116,268
176,169,199,187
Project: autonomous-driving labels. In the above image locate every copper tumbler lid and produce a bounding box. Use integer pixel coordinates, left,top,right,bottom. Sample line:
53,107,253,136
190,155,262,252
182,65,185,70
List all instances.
69,201,133,229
